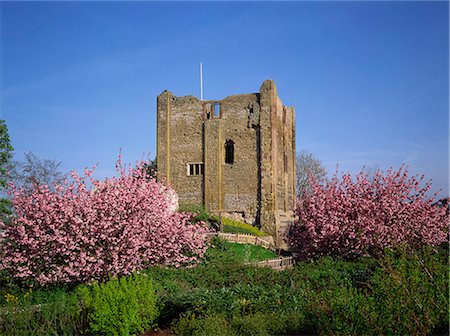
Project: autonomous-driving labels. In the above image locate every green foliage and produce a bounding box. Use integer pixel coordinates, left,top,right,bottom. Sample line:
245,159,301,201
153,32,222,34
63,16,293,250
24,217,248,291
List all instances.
0,120,13,182
292,256,376,291
299,249,449,335
77,273,158,336
306,284,377,335
0,119,13,215
0,287,85,336
231,310,309,336
205,237,277,265
172,311,309,336
179,204,211,223
172,313,237,336
221,217,268,237
369,247,449,335
177,206,269,236
1,233,447,336
142,158,157,179
153,246,448,335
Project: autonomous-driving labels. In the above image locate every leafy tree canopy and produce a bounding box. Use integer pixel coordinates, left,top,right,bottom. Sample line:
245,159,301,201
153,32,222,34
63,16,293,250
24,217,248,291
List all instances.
0,120,13,188
0,120,14,215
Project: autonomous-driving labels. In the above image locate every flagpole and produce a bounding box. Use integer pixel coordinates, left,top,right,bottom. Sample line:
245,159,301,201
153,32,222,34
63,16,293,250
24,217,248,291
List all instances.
200,62,203,100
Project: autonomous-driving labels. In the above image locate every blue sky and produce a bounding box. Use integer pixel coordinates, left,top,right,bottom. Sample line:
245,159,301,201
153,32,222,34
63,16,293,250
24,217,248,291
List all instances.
1,1,448,196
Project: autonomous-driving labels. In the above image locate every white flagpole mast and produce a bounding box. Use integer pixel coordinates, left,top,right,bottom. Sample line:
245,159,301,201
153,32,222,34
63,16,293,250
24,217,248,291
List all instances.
200,62,203,100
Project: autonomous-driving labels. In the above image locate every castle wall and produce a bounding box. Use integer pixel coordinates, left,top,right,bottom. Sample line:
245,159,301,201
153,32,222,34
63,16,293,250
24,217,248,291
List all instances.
157,80,296,246
157,92,204,205
217,94,259,222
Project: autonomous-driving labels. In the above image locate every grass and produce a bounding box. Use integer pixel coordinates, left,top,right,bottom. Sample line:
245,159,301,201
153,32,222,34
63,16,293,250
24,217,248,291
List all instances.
204,237,278,265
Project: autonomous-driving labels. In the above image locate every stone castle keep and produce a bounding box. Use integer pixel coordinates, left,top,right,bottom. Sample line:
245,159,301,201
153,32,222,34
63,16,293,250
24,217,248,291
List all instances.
156,80,296,245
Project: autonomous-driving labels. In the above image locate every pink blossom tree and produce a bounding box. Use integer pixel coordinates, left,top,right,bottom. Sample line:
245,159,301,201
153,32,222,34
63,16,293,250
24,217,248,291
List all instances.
0,157,208,285
288,165,448,259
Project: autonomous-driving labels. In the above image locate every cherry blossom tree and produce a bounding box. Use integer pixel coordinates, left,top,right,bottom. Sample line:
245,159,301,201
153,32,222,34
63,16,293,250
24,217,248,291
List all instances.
289,165,448,259
0,157,208,285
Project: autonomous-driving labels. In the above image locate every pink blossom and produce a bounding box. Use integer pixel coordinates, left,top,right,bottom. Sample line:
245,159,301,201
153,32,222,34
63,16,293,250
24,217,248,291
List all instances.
0,157,208,285
289,165,448,259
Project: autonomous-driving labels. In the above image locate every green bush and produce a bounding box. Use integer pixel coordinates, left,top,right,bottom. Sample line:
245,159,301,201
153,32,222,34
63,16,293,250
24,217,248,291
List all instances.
172,311,310,336
0,288,85,336
178,204,211,223
306,284,376,335
301,248,449,336
172,313,237,336
230,311,309,336
158,279,309,329
369,248,449,335
77,273,158,336
291,256,376,291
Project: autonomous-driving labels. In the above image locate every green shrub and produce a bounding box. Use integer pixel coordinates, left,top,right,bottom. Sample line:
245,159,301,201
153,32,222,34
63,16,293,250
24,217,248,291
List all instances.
172,311,310,336
300,248,449,336
306,284,376,335
221,217,268,237
230,311,309,336
289,256,376,293
77,273,158,336
230,313,271,336
0,288,85,336
172,313,237,336
179,204,211,223
369,248,449,335
158,287,242,324
159,279,309,329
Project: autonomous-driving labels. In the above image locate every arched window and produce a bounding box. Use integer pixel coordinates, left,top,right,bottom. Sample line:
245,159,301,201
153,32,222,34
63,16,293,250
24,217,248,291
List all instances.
225,140,234,164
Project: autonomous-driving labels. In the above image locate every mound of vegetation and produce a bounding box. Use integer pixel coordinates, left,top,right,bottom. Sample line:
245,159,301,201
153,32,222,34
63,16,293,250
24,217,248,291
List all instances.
178,204,269,237
221,217,268,237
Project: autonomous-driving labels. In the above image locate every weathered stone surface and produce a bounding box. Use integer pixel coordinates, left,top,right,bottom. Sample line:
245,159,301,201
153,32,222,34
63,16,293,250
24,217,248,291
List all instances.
156,80,296,246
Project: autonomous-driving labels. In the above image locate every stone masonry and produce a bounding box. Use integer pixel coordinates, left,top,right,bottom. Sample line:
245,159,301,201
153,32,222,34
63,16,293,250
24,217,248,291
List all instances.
156,80,296,246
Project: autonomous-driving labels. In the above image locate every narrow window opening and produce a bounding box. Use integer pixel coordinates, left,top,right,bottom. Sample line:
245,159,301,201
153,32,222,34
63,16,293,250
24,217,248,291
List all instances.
214,102,220,117
225,140,234,164
206,112,211,119
187,163,204,176
284,153,288,172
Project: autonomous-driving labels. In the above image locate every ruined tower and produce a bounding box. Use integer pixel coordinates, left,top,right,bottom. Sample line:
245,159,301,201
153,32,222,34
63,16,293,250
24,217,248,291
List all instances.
156,80,296,246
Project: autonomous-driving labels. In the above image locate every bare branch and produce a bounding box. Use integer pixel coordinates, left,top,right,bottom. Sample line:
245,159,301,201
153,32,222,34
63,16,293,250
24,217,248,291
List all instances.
11,151,66,193
296,150,327,199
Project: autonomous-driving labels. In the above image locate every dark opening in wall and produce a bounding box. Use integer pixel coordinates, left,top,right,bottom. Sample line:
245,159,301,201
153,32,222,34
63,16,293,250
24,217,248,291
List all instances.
284,153,288,173
214,102,220,117
225,140,234,164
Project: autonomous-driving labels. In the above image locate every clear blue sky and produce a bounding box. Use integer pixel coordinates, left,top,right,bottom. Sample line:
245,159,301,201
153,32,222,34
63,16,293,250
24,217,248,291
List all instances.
1,1,448,196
